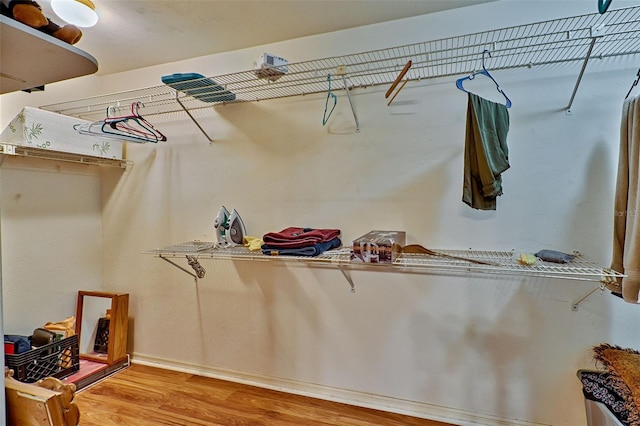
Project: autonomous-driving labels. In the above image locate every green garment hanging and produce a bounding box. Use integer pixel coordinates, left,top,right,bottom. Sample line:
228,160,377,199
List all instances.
462,92,510,211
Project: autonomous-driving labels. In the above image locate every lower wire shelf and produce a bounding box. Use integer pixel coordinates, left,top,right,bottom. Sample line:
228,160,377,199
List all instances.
145,241,623,309
145,240,622,283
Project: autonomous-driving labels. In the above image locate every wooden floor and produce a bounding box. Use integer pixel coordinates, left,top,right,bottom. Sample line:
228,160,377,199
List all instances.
74,364,454,426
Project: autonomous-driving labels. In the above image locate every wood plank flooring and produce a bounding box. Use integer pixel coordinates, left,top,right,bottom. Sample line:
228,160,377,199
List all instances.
74,364,454,426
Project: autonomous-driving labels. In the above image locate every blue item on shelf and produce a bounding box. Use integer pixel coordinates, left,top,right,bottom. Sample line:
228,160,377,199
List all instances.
4,335,31,354
161,72,236,103
535,249,576,264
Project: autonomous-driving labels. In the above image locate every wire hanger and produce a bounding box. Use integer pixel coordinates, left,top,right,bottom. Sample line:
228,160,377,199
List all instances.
74,102,167,143
625,68,640,99
323,74,338,125
456,49,512,108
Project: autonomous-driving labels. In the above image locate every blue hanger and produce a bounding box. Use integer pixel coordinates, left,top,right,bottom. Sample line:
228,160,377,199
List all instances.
625,68,640,99
323,74,338,125
598,0,613,14
456,49,512,108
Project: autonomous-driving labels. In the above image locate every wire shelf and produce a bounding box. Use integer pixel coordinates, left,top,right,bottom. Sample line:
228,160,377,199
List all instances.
41,6,640,123
145,241,623,283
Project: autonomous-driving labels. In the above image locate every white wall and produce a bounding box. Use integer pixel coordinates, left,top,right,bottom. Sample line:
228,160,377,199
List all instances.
3,1,640,425
0,158,105,334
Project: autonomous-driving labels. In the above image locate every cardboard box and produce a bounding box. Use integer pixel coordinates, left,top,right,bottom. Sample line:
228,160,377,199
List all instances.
351,231,406,263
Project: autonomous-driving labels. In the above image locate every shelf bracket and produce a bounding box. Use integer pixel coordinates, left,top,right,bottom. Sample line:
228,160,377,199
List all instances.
174,93,214,144
159,255,198,283
341,75,360,133
571,283,605,311
337,265,355,293
566,25,605,113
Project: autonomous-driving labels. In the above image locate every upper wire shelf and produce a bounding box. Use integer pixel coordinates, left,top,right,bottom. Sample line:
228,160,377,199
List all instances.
41,6,640,122
145,241,623,283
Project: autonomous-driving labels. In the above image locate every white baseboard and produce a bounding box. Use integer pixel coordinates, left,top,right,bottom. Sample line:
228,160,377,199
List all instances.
131,352,545,426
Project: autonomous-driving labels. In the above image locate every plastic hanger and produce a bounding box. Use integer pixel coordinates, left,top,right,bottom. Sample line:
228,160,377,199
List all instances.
323,74,338,125
104,102,167,141
456,49,512,108
599,0,613,14
101,103,165,142
75,120,162,144
74,102,167,143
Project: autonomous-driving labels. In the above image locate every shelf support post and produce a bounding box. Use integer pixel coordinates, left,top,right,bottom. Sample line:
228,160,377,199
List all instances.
341,75,360,133
571,283,604,311
159,255,198,283
566,25,605,113
337,265,356,293
174,93,214,144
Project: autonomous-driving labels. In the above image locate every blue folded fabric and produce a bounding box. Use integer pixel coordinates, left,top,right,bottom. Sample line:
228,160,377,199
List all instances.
4,335,31,354
262,238,341,257
535,249,575,263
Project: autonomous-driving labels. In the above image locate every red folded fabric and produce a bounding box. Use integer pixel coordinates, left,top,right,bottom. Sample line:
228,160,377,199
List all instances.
262,227,341,249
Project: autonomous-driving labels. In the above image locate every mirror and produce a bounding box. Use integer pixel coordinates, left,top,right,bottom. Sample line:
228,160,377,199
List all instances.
78,295,111,360
75,291,129,365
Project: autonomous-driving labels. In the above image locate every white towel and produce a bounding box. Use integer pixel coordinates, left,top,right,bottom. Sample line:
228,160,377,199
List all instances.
611,96,640,303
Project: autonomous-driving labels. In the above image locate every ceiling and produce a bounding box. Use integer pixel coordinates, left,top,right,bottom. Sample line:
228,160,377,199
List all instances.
38,0,498,75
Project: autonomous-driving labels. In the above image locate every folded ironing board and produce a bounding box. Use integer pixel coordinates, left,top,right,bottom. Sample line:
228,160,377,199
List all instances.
162,73,236,103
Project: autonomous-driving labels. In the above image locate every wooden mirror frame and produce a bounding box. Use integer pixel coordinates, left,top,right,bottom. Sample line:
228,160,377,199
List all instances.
75,291,129,365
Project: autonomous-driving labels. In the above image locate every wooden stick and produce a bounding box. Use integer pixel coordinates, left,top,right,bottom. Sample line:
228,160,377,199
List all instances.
402,244,500,266
386,80,408,106
385,60,412,98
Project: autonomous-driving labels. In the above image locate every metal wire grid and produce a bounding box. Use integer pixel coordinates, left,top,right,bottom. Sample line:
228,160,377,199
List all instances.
145,241,623,282
41,6,640,123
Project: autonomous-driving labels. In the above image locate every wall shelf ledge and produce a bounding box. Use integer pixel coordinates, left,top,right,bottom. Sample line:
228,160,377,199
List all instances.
145,241,622,284
0,143,130,168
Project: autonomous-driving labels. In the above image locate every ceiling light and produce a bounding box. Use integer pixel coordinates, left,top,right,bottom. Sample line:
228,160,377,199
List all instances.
51,0,98,28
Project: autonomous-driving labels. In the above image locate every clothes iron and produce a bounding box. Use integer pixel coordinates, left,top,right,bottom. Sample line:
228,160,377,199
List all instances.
214,206,230,247
226,209,247,246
